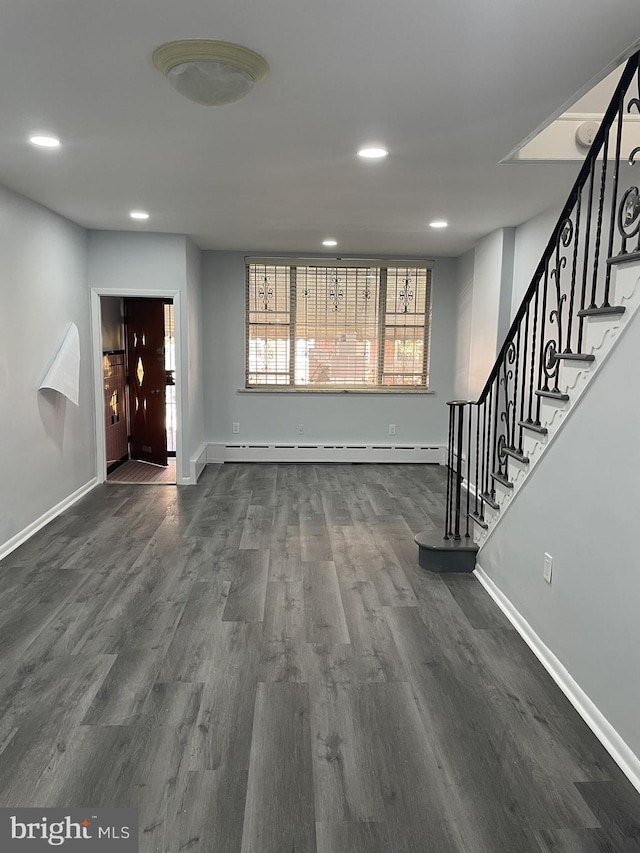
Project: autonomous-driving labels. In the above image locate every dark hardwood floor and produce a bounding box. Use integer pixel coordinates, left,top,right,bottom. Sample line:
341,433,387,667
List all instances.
0,463,639,852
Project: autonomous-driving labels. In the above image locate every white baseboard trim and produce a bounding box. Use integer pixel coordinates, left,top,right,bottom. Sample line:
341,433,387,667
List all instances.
0,477,99,562
189,443,208,484
206,442,443,465
474,563,640,795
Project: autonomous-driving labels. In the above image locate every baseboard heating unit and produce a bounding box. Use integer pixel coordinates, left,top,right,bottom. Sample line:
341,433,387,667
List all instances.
206,443,443,464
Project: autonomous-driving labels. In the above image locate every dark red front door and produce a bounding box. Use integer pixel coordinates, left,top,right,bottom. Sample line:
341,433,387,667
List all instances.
125,298,168,466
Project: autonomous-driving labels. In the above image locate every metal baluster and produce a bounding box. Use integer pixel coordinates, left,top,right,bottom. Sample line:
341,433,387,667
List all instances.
474,403,480,516
519,305,529,452
589,131,610,309
466,403,471,538
603,90,625,306
566,194,581,352
527,283,540,422
536,265,549,424
454,403,464,541
480,400,487,517
578,160,596,350
491,378,499,499
512,328,520,449
444,403,453,540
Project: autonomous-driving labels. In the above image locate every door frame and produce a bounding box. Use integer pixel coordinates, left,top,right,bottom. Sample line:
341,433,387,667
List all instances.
90,287,183,485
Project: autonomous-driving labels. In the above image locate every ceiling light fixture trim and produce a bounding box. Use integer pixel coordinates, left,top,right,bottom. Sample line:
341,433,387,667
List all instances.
152,39,269,105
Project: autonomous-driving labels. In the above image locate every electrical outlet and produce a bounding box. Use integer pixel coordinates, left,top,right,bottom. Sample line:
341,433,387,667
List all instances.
543,553,553,584
298,424,305,434
232,422,240,434
389,423,396,436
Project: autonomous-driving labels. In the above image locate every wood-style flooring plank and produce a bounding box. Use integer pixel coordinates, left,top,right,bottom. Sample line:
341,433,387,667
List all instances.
303,561,351,645
241,682,316,853
222,549,269,622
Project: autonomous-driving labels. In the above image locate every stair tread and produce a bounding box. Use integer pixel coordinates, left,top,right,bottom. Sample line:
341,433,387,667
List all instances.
479,491,500,511
518,419,548,436
491,471,514,489
469,512,489,530
554,352,595,362
578,305,625,317
504,447,530,464
536,390,570,401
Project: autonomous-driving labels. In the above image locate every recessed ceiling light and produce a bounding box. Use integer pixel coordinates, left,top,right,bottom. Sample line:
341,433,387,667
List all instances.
357,146,388,159
322,239,337,247
130,210,150,220
429,220,448,228
29,135,61,148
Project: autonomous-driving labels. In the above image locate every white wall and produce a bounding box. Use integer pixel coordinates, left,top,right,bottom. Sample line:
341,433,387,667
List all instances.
478,266,640,767
0,185,94,549
202,252,459,446
454,249,474,399
511,207,560,320
467,228,515,397
88,231,198,482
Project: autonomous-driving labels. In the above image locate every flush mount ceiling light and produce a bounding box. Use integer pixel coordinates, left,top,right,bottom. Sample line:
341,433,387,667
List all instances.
152,39,269,105
429,220,448,228
130,210,150,220
357,146,388,159
322,239,338,247
29,135,61,148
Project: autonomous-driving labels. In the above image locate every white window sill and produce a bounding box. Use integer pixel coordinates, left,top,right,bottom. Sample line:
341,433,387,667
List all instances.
238,387,436,395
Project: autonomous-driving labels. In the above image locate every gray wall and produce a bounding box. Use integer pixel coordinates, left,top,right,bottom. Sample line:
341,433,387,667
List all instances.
0,185,95,549
88,231,203,482
478,268,640,762
202,252,459,446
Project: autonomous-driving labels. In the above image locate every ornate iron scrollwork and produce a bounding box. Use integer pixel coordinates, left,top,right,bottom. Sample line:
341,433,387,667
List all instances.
497,341,516,475
258,276,274,311
328,272,344,311
616,93,640,254
398,276,414,313
543,217,572,387
617,186,640,253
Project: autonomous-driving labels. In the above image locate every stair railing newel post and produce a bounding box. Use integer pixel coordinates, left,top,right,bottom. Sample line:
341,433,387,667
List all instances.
474,401,481,519
454,402,464,540
444,402,454,540
466,402,472,539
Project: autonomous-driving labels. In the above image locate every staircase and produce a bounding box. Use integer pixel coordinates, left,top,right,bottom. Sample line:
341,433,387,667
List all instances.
417,50,640,570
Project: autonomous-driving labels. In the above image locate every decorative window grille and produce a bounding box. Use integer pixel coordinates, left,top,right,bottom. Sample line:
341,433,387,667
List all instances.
246,258,432,389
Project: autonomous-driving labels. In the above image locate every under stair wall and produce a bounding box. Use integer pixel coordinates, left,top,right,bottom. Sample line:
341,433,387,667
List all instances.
476,258,640,788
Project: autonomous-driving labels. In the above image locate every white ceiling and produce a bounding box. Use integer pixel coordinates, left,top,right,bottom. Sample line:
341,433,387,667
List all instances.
0,1,638,256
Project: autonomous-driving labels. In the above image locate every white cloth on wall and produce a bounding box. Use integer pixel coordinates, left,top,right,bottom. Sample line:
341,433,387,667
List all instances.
38,322,81,406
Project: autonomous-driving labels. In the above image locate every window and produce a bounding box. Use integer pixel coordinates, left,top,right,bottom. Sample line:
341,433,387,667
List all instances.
246,259,432,390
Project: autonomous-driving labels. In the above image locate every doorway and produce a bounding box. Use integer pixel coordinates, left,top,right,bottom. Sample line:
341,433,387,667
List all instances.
92,289,183,486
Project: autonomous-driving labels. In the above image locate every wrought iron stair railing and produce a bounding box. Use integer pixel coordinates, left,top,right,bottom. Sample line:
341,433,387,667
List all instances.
443,49,640,545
